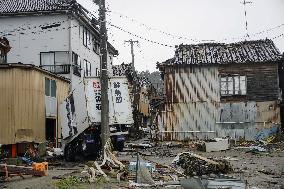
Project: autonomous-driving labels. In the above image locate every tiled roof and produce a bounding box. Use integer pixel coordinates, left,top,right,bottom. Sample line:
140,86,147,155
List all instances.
166,39,282,65
0,0,74,14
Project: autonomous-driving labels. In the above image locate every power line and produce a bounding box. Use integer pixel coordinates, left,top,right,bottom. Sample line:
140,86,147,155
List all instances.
108,22,174,48
107,10,199,43
1,8,283,49
272,33,284,40
249,23,284,37
107,8,284,43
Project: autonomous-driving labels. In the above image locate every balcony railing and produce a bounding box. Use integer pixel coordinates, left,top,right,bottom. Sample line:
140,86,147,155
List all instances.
41,64,70,74
40,64,81,77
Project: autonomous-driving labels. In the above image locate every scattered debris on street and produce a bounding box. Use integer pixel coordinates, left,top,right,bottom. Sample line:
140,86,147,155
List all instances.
0,0,284,189
173,152,233,177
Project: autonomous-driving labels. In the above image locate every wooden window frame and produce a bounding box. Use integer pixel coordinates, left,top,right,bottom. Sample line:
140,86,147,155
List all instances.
220,75,247,96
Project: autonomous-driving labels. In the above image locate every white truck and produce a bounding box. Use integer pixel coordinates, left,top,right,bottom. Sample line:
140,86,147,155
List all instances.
60,77,133,161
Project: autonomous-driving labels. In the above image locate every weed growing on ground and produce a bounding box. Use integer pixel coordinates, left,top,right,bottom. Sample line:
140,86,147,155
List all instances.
55,176,84,189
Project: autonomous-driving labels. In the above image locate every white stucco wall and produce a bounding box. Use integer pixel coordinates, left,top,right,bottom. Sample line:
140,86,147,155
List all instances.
70,18,100,77
0,13,115,77
0,14,70,65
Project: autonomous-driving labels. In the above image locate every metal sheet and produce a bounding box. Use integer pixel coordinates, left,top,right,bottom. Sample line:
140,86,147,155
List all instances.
160,66,220,140
0,66,69,144
61,78,88,140
162,102,218,140
45,96,57,117
85,77,134,125
166,66,220,103
61,76,134,143
219,101,280,140
109,77,134,124
161,101,281,141
220,102,257,123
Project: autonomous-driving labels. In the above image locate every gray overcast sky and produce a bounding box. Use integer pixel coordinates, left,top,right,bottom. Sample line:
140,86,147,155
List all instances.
78,0,284,72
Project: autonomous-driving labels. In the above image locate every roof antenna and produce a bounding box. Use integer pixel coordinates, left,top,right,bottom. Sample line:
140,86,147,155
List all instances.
241,0,253,39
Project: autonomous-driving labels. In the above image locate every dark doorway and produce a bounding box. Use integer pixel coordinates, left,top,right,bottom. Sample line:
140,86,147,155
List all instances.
46,118,56,147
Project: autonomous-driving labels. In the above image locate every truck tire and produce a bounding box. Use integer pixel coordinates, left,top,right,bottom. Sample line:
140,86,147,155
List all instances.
64,143,75,162
116,141,124,152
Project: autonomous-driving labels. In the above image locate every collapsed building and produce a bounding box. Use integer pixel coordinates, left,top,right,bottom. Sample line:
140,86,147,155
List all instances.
112,64,165,138
157,39,283,141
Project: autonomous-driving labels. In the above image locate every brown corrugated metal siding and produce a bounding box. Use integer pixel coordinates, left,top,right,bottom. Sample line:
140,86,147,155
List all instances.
0,65,69,145
159,64,281,140
160,66,220,140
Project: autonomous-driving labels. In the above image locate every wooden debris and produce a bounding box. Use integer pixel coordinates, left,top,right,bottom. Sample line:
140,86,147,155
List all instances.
175,152,232,176
0,162,48,180
82,140,127,182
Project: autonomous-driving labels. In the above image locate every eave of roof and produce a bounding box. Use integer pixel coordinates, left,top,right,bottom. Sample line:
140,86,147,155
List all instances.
0,0,72,13
0,63,70,82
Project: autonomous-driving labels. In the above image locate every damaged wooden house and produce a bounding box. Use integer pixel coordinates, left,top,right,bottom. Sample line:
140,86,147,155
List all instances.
157,39,283,141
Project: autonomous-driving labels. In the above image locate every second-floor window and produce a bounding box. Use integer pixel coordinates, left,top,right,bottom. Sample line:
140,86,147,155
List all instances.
40,52,69,74
41,52,68,66
93,39,100,54
83,27,91,49
220,75,247,96
72,52,81,77
72,52,80,67
84,59,91,77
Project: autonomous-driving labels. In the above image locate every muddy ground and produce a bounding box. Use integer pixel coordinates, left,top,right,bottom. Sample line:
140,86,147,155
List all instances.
1,145,284,189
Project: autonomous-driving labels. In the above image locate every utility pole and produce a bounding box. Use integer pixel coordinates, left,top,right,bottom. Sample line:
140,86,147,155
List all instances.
97,0,109,147
125,39,139,70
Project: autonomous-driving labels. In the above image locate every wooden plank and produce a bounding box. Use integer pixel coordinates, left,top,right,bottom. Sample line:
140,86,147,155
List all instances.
0,164,47,177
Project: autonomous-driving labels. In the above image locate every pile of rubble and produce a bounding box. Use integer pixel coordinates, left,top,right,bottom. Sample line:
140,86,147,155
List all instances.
173,152,233,177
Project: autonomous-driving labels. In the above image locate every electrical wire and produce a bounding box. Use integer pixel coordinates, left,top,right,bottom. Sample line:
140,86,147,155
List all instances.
107,9,284,43
108,22,174,48
1,6,283,50
272,33,284,40
107,10,199,43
